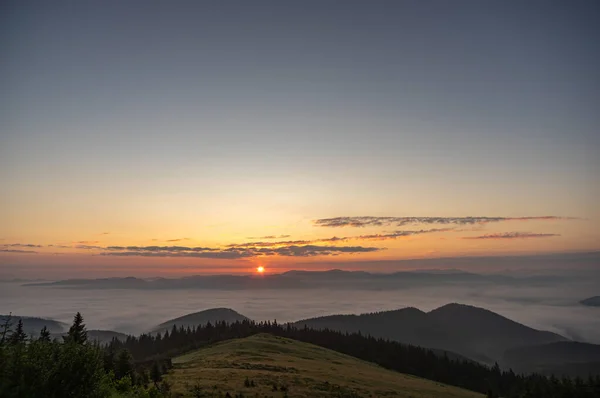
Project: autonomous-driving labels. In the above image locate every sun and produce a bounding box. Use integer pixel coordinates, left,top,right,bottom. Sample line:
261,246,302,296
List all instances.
256,266,265,274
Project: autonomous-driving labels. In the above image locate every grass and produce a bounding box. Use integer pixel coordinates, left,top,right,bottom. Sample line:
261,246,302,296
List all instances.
166,333,483,398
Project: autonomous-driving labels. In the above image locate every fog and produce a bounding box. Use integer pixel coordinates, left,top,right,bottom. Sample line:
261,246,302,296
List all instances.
2,276,599,344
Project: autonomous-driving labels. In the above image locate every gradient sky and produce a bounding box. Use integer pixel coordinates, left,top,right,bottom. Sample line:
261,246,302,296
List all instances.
1,1,599,277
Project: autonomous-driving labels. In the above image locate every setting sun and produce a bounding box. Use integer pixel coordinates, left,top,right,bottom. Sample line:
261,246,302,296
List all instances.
256,266,265,274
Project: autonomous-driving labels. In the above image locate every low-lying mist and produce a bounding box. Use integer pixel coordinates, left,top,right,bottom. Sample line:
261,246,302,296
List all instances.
2,273,599,343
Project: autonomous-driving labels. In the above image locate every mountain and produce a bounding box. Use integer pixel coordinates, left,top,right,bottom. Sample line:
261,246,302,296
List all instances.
23,269,522,290
293,303,567,364
150,308,249,333
503,341,600,377
167,333,483,398
580,296,600,307
0,315,66,336
87,330,129,344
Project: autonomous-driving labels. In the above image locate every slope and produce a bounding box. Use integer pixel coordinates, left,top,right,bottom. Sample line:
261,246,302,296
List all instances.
580,296,600,307
503,341,600,376
0,315,67,336
168,333,483,398
293,303,566,364
150,308,249,334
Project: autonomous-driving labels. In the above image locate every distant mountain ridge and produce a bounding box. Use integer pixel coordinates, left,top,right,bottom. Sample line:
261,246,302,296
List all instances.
293,303,567,364
0,315,66,335
23,269,556,291
6,304,586,377
580,296,600,307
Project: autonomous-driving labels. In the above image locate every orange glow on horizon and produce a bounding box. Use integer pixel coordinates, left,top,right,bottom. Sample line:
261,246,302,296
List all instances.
256,266,265,274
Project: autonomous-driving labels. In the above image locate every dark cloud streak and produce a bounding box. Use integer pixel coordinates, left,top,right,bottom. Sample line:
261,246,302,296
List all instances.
2,243,43,248
101,244,382,259
314,216,575,228
463,232,560,240
246,235,291,240
0,249,38,254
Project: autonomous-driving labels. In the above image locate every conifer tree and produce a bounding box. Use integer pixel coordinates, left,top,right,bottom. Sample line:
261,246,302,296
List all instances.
115,349,134,380
64,312,87,344
9,319,27,344
0,314,12,345
39,326,51,342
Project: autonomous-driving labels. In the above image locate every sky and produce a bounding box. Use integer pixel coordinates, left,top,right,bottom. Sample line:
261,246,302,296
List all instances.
1,1,599,277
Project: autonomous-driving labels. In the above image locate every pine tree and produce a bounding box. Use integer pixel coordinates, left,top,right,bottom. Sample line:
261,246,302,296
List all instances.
9,319,27,344
0,313,12,345
64,312,87,344
115,349,134,380
39,326,51,342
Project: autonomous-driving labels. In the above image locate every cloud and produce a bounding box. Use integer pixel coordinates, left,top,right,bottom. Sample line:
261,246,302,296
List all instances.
150,238,191,242
247,235,291,240
74,240,100,244
100,232,110,235
105,245,218,252
101,244,382,259
462,232,561,240
1,243,43,248
357,228,454,240
0,249,38,254
47,244,71,249
231,229,450,247
314,216,575,228
75,245,104,250
266,245,380,257
228,239,314,248
102,250,252,259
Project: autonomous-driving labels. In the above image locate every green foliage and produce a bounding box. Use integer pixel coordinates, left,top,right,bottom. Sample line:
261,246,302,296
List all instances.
116,349,134,380
0,333,111,397
151,361,162,385
0,312,169,398
188,382,203,397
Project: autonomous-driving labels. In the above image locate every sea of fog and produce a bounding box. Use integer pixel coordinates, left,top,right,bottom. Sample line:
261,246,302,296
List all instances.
1,281,599,344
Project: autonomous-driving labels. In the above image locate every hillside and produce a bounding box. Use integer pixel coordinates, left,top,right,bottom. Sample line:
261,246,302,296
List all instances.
503,341,600,377
0,315,66,336
167,333,483,398
151,308,249,333
87,330,129,344
580,296,600,307
293,303,567,364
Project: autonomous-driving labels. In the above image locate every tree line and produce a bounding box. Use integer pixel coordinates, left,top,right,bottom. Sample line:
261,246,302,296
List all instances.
0,313,171,398
107,319,600,398
2,313,600,397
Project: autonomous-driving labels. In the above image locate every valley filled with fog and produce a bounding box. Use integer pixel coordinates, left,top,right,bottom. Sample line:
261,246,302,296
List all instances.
2,273,599,343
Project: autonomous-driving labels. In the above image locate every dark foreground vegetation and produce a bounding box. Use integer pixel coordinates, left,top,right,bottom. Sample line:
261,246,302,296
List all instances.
1,313,600,397
0,313,172,397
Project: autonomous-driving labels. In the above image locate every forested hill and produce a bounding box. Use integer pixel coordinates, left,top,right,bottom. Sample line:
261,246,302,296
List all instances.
167,333,483,397
503,341,600,377
293,303,567,363
150,308,248,333
2,312,600,397
106,318,599,398
0,315,66,335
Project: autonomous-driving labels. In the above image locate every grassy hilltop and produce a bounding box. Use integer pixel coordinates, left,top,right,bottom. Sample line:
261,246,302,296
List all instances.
167,333,483,398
